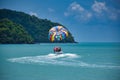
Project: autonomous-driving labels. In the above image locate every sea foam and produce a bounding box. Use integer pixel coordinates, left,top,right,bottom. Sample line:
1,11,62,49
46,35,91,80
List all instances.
7,53,120,69
47,53,79,59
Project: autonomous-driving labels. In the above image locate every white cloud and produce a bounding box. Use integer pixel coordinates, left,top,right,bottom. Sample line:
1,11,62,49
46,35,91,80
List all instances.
109,13,117,20
107,9,120,20
92,1,107,13
64,2,85,17
29,12,38,17
91,1,120,20
64,2,92,21
86,12,92,18
70,2,84,12
77,12,92,21
64,12,69,16
64,1,120,22
48,8,54,12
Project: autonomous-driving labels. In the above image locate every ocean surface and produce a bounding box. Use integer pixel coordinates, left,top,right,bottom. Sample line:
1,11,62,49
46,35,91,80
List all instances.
0,43,120,80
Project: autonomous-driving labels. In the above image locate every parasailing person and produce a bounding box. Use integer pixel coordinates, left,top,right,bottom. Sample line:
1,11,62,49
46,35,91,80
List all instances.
48,25,68,54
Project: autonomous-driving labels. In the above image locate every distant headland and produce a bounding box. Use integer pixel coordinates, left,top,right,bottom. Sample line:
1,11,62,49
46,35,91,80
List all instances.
0,9,76,44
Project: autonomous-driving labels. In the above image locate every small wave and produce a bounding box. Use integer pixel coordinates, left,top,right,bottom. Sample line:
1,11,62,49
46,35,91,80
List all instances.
47,53,79,59
7,53,120,69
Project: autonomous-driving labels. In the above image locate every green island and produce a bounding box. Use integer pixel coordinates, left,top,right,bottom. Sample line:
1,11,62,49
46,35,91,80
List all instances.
0,9,75,44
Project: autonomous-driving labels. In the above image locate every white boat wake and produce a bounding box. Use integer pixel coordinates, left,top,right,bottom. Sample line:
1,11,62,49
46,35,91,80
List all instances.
7,53,120,69
47,53,79,59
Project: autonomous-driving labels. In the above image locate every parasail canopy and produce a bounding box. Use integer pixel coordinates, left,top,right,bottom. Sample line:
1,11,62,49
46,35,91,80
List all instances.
48,26,68,42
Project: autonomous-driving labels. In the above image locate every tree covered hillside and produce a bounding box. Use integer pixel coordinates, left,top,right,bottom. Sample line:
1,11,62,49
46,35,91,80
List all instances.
0,9,75,43
0,19,33,43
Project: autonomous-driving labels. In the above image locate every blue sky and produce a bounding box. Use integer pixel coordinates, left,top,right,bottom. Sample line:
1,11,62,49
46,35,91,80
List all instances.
0,0,120,42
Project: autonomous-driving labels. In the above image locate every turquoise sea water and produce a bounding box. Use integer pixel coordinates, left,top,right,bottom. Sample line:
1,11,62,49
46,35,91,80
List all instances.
0,43,120,80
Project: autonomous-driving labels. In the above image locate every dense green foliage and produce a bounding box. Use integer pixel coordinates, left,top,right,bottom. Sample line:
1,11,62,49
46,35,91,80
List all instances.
0,19,33,43
0,9,75,43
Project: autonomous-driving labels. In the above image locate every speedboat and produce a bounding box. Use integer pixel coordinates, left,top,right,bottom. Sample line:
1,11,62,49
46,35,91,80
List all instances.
53,46,63,54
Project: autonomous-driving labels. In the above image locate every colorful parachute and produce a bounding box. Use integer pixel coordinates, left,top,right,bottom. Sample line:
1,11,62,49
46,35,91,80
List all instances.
48,26,68,42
